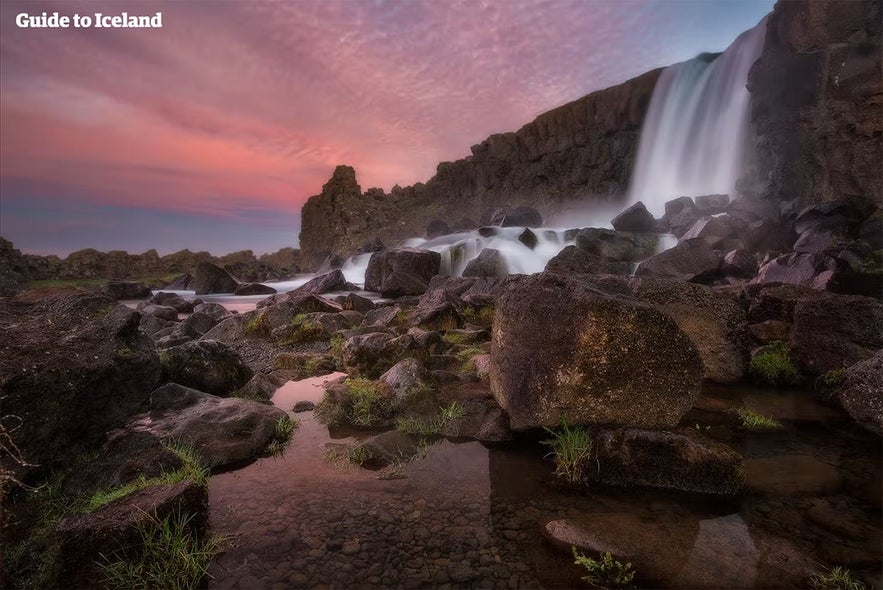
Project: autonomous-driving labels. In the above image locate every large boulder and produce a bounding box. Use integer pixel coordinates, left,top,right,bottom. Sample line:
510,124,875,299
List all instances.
544,246,631,275
159,340,253,396
750,252,841,290
789,293,883,374
364,248,441,296
127,383,286,468
0,291,161,478
611,201,657,233
234,283,277,296
837,351,883,436
100,280,151,300
664,197,700,237
635,238,721,283
193,262,239,295
426,219,451,239
490,206,543,227
462,248,508,277
575,228,658,262
150,292,195,313
679,215,744,248
0,237,29,296
341,332,427,379
591,429,744,495
489,273,703,430
294,269,348,294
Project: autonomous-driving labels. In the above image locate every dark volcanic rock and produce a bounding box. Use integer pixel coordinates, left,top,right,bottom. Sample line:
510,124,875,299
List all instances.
518,228,538,249
490,206,543,227
489,273,702,431
837,351,883,436
150,292,194,313
0,291,161,478
590,429,744,495
545,246,631,275
0,237,30,296
664,197,700,237
462,249,508,278
193,262,239,295
680,215,744,248
694,194,730,214
364,248,441,296
234,283,278,296
750,252,841,290
636,238,722,283
341,332,426,379
160,340,253,396
426,220,451,239
100,280,151,300
295,269,347,294
575,228,658,262
611,201,657,233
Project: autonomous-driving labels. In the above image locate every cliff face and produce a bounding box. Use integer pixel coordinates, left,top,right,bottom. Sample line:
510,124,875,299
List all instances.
299,68,661,268
746,0,882,212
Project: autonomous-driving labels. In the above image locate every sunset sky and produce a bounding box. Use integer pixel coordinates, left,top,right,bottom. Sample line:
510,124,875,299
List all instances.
0,0,773,257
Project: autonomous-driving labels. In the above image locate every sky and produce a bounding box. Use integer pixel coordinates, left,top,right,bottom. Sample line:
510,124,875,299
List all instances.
0,0,774,257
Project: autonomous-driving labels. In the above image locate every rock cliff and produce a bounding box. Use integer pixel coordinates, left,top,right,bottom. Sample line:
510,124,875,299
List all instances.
299,68,662,268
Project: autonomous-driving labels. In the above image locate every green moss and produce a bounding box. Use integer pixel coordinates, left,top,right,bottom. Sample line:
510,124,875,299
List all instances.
330,334,345,358
442,332,471,346
749,341,800,386
817,368,846,388
809,566,867,590
543,421,594,484
855,249,882,273
276,313,325,346
460,305,494,329
242,312,270,338
738,409,782,431
454,346,485,374
572,547,636,589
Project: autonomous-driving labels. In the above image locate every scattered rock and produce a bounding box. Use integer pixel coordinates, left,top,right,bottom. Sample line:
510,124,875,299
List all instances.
837,351,883,436
340,293,375,313
236,372,281,402
636,238,721,283
234,283,278,296
293,400,316,412
101,280,151,300
426,220,451,239
296,270,348,294
341,333,426,379
463,249,508,277
680,215,744,248
150,292,195,313
160,340,253,396
517,228,538,249
664,197,700,237
364,248,441,296
545,246,631,275
379,358,434,405
193,262,239,295
575,228,658,262
611,201,657,233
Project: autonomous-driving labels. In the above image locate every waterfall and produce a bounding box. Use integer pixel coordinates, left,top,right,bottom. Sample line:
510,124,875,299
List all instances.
627,17,768,216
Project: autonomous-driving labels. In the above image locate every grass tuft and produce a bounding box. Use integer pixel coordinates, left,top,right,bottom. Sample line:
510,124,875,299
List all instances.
809,566,867,590
460,305,494,329
395,402,467,437
242,312,270,338
542,421,594,484
749,341,800,386
276,313,325,346
265,416,298,456
738,409,782,431
572,547,636,588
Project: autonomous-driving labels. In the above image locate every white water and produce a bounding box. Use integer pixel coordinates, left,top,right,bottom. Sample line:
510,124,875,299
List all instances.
627,18,767,216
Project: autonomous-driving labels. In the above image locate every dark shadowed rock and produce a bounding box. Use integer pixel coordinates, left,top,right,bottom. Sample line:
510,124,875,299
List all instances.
636,238,722,283
612,201,657,233
0,291,161,478
575,228,658,262
235,372,281,402
193,301,230,321
150,292,195,313
837,351,883,436
664,197,700,237
295,269,347,294
101,280,151,300
426,219,451,239
136,302,179,322
680,215,744,248
545,246,632,275
181,311,219,336
340,292,375,313
789,293,883,374
127,383,286,468
751,252,842,290
491,206,543,227
364,248,441,296
518,228,538,249
234,283,278,296
193,262,239,295
341,332,426,379
163,273,193,290
490,273,702,430
590,428,744,495
160,340,253,396
462,249,508,277
722,249,758,278
0,237,30,296
317,253,344,272
695,194,730,214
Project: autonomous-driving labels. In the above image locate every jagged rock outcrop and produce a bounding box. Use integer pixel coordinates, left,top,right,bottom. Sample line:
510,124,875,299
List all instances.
0,237,30,296
299,68,662,267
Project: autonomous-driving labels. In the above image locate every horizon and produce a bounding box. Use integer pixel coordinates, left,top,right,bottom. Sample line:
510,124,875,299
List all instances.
0,0,773,258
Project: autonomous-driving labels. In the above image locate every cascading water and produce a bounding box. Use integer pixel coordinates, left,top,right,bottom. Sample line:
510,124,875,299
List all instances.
627,17,768,216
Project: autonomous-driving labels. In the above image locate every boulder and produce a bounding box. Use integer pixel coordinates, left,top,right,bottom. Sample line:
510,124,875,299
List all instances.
426,219,451,239
611,201,657,233
341,332,426,379
101,280,151,300
235,372,281,402
545,246,631,275
680,215,744,248
575,228,658,262
127,383,287,468
136,302,179,322
490,206,543,227
439,396,511,442
193,302,230,321
163,273,193,290
0,237,30,296
462,249,508,277
664,197,700,237
139,313,174,338
379,358,434,404
149,292,194,313
517,228,538,249
750,252,842,290
193,262,238,295
181,311,218,336
489,273,703,430
694,194,730,214
160,340,253,396
295,269,347,294
234,283,278,296
364,248,441,296
837,351,883,436
636,238,722,283
591,429,744,495
340,292,375,313
722,249,758,279
0,291,161,478
789,293,883,374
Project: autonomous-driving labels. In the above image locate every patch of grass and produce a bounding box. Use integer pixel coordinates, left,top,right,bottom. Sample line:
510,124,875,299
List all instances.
265,416,298,456
242,312,270,338
330,334,345,358
817,368,846,389
542,421,594,484
443,332,471,346
276,313,326,346
84,443,208,513
809,566,867,590
438,401,466,423
395,402,467,437
347,378,390,427
738,409,782,431
572,547,636,589
749,341,800,386
98,511,223,590
391,309,411,331
346,446,374,466
460,305,494,329
455,346,485,374
855,249,882,273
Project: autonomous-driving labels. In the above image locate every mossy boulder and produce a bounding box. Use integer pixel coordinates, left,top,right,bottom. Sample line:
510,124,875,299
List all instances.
489,273,702,430
160,340,252,396
341,332,428,379
837,351,883,436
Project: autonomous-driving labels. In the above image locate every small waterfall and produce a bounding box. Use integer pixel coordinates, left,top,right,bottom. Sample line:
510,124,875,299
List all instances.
627,17,767,216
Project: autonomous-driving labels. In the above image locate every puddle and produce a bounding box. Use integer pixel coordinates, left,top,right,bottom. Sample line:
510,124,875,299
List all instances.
208,379,883,589
271,372,346,409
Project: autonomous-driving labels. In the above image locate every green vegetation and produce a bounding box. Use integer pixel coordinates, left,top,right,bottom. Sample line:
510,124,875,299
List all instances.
460,305,494,329
242,312,270,338
693,423,711,434
330,334,345,358
738,409,782,431
442,332,472,346
391,309,411,331
455,346,486,374
572,547,636,589
395,402,467,437
98,511,223,590
85,443,208,513
809,566,867,590
346,445,373,467
855,248,882,273
817,368,846,389
27,274,181,290
749,341,801,386
265,416,298,456
348,378,391,427
276,313,325,346
543,421,594,484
